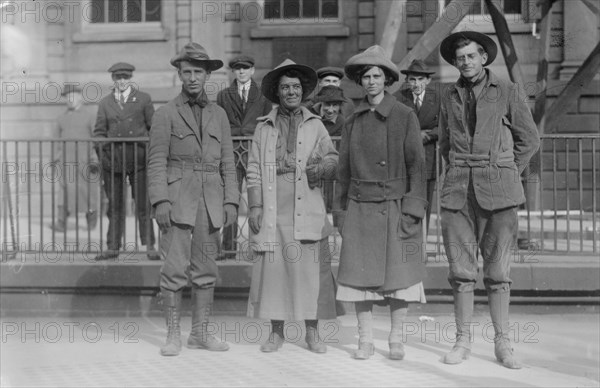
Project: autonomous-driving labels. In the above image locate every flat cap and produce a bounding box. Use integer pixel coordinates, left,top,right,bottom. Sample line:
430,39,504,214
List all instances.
170,42,223,71
316,85,346,103
316,66,344,79
107,62,135,74
229,55,255,69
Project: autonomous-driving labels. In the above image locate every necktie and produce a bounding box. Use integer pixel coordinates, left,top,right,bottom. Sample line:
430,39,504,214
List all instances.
242,86,248,111
465,84,477,137
414,95,421,113
119,94,125,110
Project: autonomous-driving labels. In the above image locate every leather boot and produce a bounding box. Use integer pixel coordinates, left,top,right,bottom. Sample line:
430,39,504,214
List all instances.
188,286,229,351
305,320,326,353
353,301,374,360
86,210,97,230
489,289,522,369
51,206,68,232
260,320,285,352
443,290,473,365
389,299,408,360
160,289,182,356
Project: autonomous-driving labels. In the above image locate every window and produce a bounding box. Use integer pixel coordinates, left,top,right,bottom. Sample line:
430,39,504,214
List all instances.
445,0,533,33
89,0,161,23
445,0,522,16
264,0,339,21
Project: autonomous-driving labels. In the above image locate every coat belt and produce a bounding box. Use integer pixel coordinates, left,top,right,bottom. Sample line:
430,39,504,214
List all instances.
449,150,514,167
348,178,404,202
167,159,219,173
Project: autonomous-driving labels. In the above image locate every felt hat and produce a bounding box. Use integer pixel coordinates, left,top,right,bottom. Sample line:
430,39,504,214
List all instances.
170,42,224,71
261,59,317,103
440,31,497,66
400,59,435,76
316,85,346,103
344,45,399,83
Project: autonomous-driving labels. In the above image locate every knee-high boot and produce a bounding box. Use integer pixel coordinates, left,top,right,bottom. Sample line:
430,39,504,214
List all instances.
187,286,229,351
389,299,408,360
305,319,326,353
443,290,473,364
489,289,521,369
354,301,374,360
160,289,182,356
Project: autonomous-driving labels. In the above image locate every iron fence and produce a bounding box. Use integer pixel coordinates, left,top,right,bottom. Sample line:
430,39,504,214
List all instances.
1,135,598,259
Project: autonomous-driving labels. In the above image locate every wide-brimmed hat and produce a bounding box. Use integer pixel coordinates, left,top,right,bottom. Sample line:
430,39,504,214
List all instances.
108,62,135,77
344,45,400,83
261,59,317,104
440,31,497,66
170,42,223,71
61,84,83,96
400,59,435,76
316,85,346,103
229,54,255,69
316,66,344,80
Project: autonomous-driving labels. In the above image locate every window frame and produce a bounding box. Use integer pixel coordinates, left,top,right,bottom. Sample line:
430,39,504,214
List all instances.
73,0,168,43
446,0,533,34
251,0,349,38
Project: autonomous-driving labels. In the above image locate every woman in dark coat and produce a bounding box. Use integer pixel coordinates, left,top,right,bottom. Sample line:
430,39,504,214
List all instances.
335,45,428,360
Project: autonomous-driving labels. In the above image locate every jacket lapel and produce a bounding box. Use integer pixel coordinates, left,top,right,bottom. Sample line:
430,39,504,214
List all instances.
175,95,202,144
202,104,220,150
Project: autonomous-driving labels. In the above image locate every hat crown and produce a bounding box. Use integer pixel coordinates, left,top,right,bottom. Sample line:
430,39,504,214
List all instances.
181,42,210,61
401,59,435,75
229,54,255,68
316,85,345,102
108,62,135,73
316,66,344,79
274,58,297,70
344,44,400,82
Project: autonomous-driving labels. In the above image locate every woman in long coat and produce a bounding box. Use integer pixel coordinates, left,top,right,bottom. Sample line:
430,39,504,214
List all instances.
335,45,428,360
246,59,339,353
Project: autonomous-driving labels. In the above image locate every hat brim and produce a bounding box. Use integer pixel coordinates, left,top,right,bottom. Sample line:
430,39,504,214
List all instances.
344,64,400,84
170,58,224,72
440,31,497,66
230,62,254,69
261,63,317,104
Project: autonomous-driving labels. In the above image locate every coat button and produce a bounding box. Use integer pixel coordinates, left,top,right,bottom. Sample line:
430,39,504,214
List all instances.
357,194,361,199
378,182,384,187
268,186,272,190
380,161,386,166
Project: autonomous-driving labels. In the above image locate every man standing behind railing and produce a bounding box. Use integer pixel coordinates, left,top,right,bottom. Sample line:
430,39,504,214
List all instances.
216,54,272,260
93,62,158,261
51,84,99,232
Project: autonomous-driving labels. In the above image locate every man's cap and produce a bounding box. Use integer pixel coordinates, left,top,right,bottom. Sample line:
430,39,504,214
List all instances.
316,66,344,80
344,45,399,83
61,84,83,96
229,55,255,69
108,62,135,76
170,42,224,71
261,59,317,104
316,85,346,103
400,59,435,76
440,31,497,66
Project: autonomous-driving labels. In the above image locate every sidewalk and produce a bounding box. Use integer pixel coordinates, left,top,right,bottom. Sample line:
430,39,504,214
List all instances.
1,302,598,387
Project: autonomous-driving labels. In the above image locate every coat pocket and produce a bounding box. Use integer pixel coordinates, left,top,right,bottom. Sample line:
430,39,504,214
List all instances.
397,213,420,239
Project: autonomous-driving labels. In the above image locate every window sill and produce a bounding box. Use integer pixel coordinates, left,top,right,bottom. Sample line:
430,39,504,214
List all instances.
250,23,350,38
73,23,169,43
453,17,533,34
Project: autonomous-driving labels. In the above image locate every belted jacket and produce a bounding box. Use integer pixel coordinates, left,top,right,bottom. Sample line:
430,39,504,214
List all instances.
439,69,540,211
147,92,239,228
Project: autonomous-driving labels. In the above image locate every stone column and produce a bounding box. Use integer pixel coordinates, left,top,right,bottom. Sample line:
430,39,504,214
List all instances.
559,0,599,80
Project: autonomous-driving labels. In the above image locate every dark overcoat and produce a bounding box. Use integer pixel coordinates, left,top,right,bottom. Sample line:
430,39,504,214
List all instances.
147,93,239,228
336,92,428,291
394,85,441,181
93,88,154,173
216,79,272,136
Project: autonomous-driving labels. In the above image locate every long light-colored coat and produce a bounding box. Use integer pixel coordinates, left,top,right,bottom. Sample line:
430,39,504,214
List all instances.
336,92,428,292
147,93,239,228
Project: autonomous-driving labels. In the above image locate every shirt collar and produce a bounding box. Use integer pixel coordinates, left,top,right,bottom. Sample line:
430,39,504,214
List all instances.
182,88,208,108
237,79,251,92
114,86,132,100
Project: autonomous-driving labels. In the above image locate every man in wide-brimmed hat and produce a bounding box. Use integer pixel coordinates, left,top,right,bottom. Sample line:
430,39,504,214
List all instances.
246,59,339,354
216,54,272,260
438,31,540,369
394,59,441,233
93,62,158,261
147,42,239,356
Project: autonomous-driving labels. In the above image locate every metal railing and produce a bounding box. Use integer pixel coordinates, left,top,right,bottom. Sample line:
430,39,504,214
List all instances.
1,135,598,259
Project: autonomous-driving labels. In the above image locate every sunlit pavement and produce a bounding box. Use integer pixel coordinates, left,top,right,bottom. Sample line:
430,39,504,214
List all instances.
1,302,598,387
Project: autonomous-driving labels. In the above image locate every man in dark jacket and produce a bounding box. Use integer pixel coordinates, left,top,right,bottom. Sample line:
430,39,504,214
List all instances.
216,55,271,259
394,59,441,233
305,66,355,119
439,31,540,369
93,62,158,261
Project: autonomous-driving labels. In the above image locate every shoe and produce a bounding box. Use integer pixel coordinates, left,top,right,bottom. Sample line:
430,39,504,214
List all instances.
50,219,66,233
495,340,522,369
442,344,471,364
260,332,285,352
353,342,374,360
147,248,161,261
94,250,119,261
86,211,97,230
389,343,405,360
188,334,229,351
305,326,327,354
